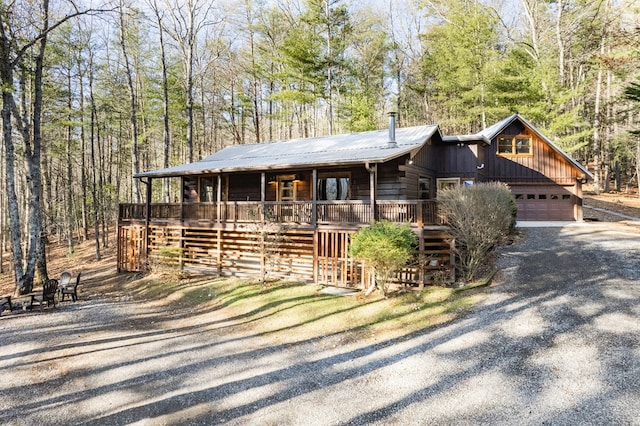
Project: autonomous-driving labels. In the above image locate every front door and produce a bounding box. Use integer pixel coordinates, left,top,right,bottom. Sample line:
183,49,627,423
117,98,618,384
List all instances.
276,175,297,221
277,175,297,201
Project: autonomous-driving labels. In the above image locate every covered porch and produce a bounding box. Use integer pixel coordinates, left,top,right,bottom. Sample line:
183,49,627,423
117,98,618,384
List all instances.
119,199,441,227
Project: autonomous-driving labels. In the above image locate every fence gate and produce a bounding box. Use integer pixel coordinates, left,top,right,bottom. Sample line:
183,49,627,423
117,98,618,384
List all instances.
315,230,361,287
117,225,146,272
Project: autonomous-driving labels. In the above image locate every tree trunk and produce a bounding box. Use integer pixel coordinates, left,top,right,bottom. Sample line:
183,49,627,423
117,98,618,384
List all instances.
186,22,195,162
88,50,101,261
119,2,141,203
79,56,89,241
1,92,26,294
66,67,75,253
153,1,172,202
28,0,49,286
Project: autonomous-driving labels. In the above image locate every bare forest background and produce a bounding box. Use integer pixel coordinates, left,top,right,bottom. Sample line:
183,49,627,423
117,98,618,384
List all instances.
3,0,640,294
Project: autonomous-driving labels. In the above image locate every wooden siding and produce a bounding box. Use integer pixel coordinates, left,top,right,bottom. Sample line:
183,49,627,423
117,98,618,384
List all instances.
484,129,582,184
433,144,481,181
377,159,403,200
118,222,455,288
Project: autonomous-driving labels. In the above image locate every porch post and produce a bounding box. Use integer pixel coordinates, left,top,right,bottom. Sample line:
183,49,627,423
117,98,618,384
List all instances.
217,175,222,223
261,172,266,222
144,178,152,260
179,177,185,222
367,163,377,221
312,169,317,227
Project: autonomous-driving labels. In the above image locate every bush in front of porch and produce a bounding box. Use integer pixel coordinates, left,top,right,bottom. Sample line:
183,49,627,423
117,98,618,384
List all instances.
349,221,418,297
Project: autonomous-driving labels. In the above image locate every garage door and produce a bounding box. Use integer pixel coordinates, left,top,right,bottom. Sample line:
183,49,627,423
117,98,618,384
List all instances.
510,185,575,221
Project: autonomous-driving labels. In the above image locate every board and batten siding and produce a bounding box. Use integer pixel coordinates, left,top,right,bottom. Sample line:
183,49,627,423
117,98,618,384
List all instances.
483,130,582,185
434,143,483,181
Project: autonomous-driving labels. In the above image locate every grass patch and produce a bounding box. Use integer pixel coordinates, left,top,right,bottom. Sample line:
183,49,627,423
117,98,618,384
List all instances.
128,276,487,344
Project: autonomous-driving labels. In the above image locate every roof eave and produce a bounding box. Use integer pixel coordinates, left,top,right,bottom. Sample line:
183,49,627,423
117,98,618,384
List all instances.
134,158,393,179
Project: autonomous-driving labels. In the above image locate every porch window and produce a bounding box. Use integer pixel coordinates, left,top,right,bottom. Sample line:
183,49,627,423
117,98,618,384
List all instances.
200,176,216,202
318,173,350,200
183,177,198,202
498,135,532,156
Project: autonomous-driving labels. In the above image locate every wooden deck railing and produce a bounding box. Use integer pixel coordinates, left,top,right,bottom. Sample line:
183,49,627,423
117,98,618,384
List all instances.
118,200,441,226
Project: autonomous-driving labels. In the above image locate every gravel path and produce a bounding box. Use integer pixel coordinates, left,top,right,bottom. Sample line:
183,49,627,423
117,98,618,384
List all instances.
2,222,640,425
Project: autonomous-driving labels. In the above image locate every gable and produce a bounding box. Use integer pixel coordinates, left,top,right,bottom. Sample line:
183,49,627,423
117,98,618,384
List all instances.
485,123,587,184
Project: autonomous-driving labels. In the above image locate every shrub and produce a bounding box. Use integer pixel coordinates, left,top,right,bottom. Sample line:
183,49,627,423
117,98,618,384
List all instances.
349,221,418,296
437,182,516,282
245,209,290,287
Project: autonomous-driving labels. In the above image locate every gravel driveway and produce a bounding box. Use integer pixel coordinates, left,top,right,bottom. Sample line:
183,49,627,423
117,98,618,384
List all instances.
2,222,640,425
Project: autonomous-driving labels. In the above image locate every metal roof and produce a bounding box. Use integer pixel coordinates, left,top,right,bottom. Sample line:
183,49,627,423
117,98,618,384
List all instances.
135,125,441,178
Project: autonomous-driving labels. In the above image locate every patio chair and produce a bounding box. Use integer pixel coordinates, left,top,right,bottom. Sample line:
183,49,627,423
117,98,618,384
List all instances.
60,272,81,302
30,279,59,311
59,271,72,288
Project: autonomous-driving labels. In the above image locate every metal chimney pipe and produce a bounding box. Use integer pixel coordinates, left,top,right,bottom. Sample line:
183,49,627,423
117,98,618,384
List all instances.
388,112,397,147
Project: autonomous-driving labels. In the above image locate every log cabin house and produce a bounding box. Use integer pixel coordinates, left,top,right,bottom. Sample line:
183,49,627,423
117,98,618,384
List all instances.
117,113,591,288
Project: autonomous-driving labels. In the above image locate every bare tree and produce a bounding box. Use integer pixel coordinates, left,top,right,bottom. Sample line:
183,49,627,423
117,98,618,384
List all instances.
160,0,215,162
118,0,142,203
149,0,172,201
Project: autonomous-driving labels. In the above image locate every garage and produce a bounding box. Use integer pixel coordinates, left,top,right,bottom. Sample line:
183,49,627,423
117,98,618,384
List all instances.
510,185,576,221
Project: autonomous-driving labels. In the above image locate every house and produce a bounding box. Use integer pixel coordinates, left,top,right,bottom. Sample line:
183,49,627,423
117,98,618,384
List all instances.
118,113,591,287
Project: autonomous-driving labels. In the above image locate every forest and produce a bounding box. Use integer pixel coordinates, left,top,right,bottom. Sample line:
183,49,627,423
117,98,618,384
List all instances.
2,0,640,293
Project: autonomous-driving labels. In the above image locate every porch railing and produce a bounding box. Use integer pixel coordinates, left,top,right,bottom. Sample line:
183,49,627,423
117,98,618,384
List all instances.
119,200,441,226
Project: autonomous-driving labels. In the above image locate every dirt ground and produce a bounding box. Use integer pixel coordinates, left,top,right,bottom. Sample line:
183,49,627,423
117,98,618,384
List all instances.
583,189,640,220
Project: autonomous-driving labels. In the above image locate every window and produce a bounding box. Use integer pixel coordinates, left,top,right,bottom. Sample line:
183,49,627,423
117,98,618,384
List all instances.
418,177,432,200
318,173,350,200
183,177,198,202
200,176,216,202
497,135,532,156
436,178,460,196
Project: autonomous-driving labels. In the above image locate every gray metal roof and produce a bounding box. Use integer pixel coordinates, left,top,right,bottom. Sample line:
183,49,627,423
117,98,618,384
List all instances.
443,113,592,179
136,125,441,178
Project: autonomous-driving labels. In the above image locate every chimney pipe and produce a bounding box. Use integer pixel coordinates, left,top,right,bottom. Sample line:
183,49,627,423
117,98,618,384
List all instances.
388,112,397,148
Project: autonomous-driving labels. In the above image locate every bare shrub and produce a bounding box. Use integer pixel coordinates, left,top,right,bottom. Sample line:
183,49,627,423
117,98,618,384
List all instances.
438,182,516,282
245,208,291,287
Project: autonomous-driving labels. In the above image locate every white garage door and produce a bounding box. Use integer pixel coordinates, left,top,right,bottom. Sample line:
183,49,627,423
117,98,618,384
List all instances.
510,185,575,221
